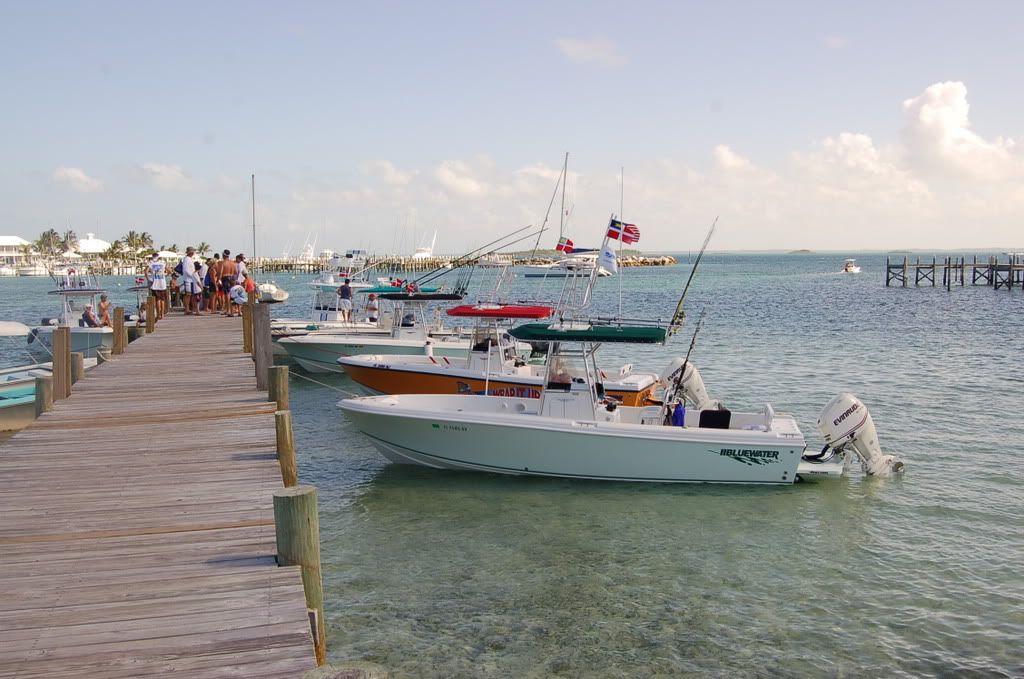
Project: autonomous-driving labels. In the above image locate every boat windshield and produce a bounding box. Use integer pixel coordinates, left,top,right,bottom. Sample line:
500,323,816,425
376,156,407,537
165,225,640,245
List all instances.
545,349,591,391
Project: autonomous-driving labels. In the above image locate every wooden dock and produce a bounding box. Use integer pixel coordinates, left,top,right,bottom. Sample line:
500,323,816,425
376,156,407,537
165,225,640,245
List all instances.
0,315,318,678
886,254,1024,290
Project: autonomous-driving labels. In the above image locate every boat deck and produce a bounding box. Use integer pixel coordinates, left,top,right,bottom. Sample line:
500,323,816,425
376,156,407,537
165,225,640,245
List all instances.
0,315,316,678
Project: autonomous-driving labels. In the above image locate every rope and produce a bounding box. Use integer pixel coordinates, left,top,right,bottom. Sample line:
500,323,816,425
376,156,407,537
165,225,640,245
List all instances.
286,367,362,398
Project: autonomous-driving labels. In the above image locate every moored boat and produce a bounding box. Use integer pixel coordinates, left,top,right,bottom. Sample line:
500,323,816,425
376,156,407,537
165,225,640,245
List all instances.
841,258,862,273
27,271,114,359
339,320,904,484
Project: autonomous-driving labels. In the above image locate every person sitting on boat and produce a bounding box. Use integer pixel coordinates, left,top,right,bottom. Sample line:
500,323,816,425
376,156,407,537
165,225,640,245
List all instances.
98,294,112,327
81,304,101,328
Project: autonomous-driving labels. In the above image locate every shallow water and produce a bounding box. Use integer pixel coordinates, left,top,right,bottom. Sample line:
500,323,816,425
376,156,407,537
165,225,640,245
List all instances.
3,254,1022,676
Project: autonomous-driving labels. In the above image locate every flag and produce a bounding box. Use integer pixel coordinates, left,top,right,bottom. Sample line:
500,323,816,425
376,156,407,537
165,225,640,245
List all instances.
598,244,618,275
555,237,574,253
607,218,640,244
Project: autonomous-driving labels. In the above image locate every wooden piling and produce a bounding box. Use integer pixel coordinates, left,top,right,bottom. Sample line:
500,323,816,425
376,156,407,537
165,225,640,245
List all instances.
241,304,253,354
252,303,272,390
269,365,290,411
34,375,53,417
902,256,908,287
52,326,71,400
112,307,126,355
273,485,327,666
276,409,298,487
70,352,85,385
145,296,156,333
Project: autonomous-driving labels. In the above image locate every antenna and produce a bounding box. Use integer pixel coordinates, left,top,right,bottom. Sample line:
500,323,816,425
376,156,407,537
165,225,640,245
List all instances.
668,217,717,336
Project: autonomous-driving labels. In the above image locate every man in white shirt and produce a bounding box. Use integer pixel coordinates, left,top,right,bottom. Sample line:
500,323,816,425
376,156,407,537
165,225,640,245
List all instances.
147,253,168,320
179,247,201,315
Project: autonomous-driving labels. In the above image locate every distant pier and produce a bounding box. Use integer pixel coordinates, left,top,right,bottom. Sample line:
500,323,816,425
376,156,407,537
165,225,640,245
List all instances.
885,254,1024,290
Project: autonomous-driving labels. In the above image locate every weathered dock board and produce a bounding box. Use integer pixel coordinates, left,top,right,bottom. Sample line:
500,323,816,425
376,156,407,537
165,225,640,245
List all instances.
0,315,316,678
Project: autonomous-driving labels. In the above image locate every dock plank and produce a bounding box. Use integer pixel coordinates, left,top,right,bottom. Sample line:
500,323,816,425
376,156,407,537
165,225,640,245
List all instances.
0,315,316,678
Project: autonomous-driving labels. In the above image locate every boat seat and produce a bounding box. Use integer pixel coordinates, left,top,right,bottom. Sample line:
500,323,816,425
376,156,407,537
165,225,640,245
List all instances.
698,408,732,429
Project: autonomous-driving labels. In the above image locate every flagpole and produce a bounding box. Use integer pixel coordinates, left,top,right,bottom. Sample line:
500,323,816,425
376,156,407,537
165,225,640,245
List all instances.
617,166,624,322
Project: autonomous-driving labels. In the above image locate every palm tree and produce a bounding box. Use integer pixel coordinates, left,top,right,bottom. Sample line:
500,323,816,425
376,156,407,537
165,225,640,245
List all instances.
35,229,63,257
61,229,78,254
139,231,154,249
194,241,211,256
159,243,179,254
123,230,144,252
100,240,128,261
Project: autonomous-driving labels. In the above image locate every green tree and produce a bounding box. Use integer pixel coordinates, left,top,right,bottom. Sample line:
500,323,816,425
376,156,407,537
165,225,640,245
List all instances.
194,241,211,256
159,243,179,254
34,229,63,257
100,240,128,261
61,229,78,253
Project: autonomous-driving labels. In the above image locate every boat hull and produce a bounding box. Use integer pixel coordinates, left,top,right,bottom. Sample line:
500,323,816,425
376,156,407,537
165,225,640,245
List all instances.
341,357,656,406
339,395,805,484
27,327,113,359
280,336,470,373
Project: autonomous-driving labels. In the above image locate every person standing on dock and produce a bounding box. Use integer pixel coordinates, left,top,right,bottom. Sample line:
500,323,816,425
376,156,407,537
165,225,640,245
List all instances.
220,250,238,317
146,252,168,320
179,247,201,315
208,253,222,314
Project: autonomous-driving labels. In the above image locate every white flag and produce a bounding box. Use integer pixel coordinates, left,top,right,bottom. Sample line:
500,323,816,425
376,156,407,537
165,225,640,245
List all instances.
598,244,618,275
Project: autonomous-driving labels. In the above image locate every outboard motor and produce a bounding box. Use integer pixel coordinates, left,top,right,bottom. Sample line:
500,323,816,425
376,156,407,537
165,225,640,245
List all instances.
659,359,721,411
817,393,904,476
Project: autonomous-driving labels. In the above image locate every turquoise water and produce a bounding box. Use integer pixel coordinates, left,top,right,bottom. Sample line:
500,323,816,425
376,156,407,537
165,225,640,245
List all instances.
3,256,1022,676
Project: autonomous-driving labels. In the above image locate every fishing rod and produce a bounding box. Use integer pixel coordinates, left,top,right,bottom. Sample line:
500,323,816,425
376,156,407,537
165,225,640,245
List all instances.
414,225,545,287
665,307,706,424
668,216,717,337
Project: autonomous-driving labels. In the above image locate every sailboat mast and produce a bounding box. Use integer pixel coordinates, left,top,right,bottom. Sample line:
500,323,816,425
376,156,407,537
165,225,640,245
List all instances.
618,166,624,320
559,152,568,240
251,174,257,262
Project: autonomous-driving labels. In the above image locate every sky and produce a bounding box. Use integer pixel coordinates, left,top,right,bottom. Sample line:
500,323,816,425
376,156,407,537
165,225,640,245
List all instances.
2,1,1023,255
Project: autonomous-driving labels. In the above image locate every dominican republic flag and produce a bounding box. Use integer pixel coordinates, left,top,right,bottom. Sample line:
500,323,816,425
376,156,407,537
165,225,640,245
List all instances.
607,218,640,244
555,237,574,253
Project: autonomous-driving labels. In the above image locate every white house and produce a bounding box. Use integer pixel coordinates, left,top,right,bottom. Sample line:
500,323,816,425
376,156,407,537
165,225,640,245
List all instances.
76,233,112,255
0,236,32,264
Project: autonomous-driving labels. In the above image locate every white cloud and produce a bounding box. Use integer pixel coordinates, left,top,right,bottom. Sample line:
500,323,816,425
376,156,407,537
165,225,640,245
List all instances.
714,145,755,171
140,163,197,191
53,167,103,193
901,81,1024,180
359,160,414,186
555,36,627,67
433,159,489,197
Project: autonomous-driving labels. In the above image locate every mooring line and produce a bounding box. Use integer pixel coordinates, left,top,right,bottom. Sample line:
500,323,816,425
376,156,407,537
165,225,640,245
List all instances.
286,367,362,398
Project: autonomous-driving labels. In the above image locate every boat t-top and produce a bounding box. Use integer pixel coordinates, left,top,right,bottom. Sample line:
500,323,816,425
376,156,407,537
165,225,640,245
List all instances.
841,258,862,273
338,317,904,484
27,270,114,359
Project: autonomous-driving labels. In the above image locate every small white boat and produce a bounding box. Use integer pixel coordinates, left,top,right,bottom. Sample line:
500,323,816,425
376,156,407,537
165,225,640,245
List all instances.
258,281,289,303
278,298,471,373
17,263,50,276
523,253,612,278
27,271,114,359
841,259,862,274
0,265,17,277
339,321,904,484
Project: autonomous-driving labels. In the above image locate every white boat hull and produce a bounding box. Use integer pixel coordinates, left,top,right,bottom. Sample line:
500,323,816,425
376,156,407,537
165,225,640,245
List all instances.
279,335,470,373
27,327,114,359
339,394,806,484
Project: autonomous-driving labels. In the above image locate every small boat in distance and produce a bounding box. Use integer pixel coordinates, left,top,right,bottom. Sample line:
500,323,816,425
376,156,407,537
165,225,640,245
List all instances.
257,281,289,303
841,258,862,273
